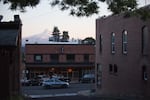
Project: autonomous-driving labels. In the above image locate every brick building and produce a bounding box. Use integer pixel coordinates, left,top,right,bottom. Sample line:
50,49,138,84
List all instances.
25,44,95,81
95,6,150,99
0,15,22,99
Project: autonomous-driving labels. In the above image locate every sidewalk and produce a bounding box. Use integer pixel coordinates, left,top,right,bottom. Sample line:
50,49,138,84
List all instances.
77,89,146,100
77,89,96,96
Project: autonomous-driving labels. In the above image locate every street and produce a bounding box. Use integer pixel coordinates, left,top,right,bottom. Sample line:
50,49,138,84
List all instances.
25,95,101,100
22,83,95,99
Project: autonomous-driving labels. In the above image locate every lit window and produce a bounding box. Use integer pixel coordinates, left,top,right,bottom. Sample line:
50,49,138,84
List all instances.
34,54,42,62
122,30,128,54
111,32,115,54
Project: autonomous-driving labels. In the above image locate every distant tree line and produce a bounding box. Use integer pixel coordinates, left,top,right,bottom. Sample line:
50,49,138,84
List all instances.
49,26,69,42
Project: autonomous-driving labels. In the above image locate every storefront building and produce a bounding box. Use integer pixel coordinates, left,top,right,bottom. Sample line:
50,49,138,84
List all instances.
25,44,95,81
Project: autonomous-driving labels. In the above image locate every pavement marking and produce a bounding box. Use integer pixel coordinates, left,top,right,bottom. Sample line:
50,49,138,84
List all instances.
27,93,78,98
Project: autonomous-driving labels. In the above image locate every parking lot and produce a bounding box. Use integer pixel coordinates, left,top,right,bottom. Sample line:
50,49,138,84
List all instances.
21,83,95,98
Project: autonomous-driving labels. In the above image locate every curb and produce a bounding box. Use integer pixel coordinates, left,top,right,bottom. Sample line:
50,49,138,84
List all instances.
24,93,78,99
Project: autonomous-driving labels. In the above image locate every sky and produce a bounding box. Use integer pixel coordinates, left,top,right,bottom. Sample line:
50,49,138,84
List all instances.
0,0,149,39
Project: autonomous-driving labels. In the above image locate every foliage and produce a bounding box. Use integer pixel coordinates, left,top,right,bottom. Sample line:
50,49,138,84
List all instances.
82,37,95,44
6,95,25,100
0,0,139,17
1,0,150,19
107,0,137,14
0,0,40,12
51,26,61,42
61,31,69,42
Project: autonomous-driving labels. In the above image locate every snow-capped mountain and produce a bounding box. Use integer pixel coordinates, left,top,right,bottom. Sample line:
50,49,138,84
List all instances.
22,29,80,46
22,29,51,46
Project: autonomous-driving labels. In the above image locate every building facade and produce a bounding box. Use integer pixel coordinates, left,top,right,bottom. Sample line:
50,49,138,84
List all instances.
25,44,95,81
0,15,22,99
95,7,150,99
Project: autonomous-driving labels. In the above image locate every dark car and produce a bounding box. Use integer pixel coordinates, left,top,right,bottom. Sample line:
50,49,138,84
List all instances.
80,74,95,83
28,78,40,86
21,79,30,86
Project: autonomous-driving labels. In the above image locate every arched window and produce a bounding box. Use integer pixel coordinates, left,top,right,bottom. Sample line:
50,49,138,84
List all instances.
142,26,149,55
111,32,115,54
122,30,128,54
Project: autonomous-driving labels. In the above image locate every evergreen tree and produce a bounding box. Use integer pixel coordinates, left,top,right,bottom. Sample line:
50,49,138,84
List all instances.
52,26,60,42
61,31,69,42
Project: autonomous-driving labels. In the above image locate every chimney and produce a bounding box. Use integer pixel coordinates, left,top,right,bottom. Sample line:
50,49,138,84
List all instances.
0,15,3,22
14,15,21,22
14,15,22,25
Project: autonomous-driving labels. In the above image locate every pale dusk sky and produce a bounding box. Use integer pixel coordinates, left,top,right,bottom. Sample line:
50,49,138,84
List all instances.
0,0,149,39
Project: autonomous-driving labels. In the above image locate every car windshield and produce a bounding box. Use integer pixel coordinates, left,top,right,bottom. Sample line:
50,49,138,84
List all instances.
83,74,94,78
45,79,54,82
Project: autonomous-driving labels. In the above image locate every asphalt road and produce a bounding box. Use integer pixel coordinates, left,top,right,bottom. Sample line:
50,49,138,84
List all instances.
25,95,101,100
22,83,95,98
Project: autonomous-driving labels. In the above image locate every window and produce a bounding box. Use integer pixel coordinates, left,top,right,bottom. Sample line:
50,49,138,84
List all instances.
109,64,118,74
142,66,148,81
142,26,149,55
66,54,75,62
97,64,102,88
111,32,115,54
50,54,59,62
84,54,89,62
109,64,113,72
122,30,128,54
99,34,102,53
114,64,118,73
34,54,42,62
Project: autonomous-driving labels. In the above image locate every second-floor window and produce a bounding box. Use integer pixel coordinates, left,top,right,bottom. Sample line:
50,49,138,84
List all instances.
142,26,149,55
122,30,128,54
84,54,89,62
99,34,102,53
111,32,115,54
50,54,59,62
34,54,42,62
66,54,75,62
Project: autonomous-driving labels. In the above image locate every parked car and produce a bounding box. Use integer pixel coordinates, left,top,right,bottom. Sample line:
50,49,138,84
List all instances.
42,78,69,89
52,74,71,83
36,75,50,86
28,78,40,86
57,77,71,83
20,79,30,86
79,74,95,83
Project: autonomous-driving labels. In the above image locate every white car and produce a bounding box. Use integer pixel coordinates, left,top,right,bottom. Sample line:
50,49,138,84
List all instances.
42,78,69,89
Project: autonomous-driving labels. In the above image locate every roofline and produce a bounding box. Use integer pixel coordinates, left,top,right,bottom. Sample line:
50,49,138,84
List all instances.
25,44,95,46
